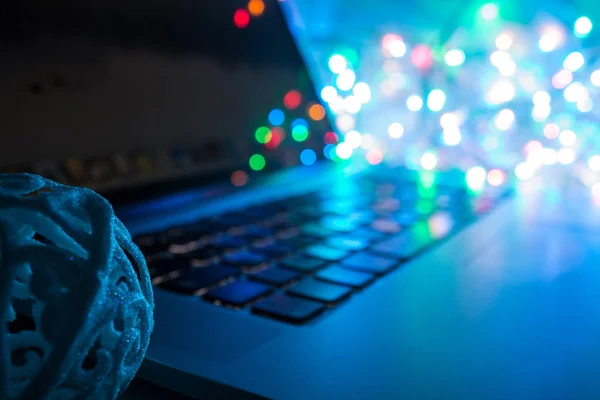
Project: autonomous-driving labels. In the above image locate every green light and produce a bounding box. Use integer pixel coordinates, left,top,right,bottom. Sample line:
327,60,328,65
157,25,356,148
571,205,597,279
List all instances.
292,125,309,142
480,3,498,20
249,154,266,171
338,47,359,67
255,127,271,144
575,16,592,38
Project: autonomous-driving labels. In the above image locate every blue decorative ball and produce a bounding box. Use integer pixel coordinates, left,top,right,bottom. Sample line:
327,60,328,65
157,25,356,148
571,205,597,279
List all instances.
0,173,154,400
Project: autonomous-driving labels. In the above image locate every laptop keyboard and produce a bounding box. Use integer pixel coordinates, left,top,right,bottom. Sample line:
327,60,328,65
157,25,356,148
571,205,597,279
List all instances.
134,174,506,324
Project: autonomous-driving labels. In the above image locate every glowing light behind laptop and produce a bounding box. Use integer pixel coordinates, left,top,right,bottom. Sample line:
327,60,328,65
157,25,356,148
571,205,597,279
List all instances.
280,1,600,196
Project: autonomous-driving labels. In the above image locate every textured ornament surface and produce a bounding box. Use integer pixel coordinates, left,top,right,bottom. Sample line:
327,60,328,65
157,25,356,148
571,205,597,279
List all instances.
0,173,154,400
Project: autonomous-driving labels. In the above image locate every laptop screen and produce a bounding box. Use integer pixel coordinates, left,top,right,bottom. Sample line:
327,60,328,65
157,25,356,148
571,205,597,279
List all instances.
0,0,333,194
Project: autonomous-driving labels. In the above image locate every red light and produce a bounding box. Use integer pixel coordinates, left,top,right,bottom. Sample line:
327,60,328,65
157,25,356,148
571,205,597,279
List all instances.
266,127,285,149
324,131,339,144
234,9,250,28
411,45,433,69
283,90,302,109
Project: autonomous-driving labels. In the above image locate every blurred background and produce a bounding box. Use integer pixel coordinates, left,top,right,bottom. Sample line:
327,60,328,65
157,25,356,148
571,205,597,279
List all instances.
260,0,600,196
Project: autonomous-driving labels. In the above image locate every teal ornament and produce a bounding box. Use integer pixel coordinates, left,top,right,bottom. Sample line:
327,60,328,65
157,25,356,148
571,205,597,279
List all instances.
0,174,154,400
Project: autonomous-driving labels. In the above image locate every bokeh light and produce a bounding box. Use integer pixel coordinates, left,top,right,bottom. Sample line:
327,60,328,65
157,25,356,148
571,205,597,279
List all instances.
247,0,265,17
234,9,250,28
249,154,266,171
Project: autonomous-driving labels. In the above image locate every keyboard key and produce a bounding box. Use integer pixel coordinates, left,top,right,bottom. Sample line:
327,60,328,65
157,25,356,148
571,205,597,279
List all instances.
281,236,316,249
204,280,272,307
280,255,326,273
147,257,189,279
211,235,246,250
371,226,434,260
287,278,352,304
300,223,333,238
371,218,401,234
183,246,221,261
223,250,268,267
350,227,385,242
252,294,324,324
253,241,293,257
244,225,274,239
159,265,239,294
326,236,369,251
319,216,360,233
305,245,349,262
341,252,397,275
316,265,374,288
250,268,301,286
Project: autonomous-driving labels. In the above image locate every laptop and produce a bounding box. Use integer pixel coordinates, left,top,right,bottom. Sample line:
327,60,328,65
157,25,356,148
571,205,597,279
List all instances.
3,1,600,399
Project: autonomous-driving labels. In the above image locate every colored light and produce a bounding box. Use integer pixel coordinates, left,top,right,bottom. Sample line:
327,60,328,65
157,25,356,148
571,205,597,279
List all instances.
324,131,338,144
442,127,462,146
487,169,505,186
574,17,592,37
336,70,356,91
495,32,513,50
486,79,515,104
564,82,587,103
383,34,407,58
559,130,577,146
406,95,423,111
577,98,593,112
411,45,433,69
335,114,355,132
268,109,284,126
420,152,437,170
557,148,575,164
265,127,284,149
542,148,558,164
344,130,362,148
292,125,309,142
489,51,511,68
593,183,600,198
366,149,384,165
440,112,459,129
249,154,266,171
300,149,317,166
283,90,302,109
255,126,271,144
231,170,248,187
544,123,560,139
532,104,551,122
563,52,585,72
588,155,600,171
388,122,404,139
552,69,573,89
480,3,498,20
328,54,347,74
466,167,486,190
291,118,308,129
336,143,353,159
360,134,375,149
308,104,326,121
323,144,336,159
515,163,534,180
538,25,564,52
320,86,338,102
234,9,250,28
248,0,265,16
427,89,446,112
533,91,551,105
343,96,361,114
591,70,600,87
494,109,515,131
444,49,465,67
352,82,372,103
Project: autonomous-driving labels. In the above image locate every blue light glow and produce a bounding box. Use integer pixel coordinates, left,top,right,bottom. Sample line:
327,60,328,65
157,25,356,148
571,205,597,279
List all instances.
268,109,285,126
300,149,317,165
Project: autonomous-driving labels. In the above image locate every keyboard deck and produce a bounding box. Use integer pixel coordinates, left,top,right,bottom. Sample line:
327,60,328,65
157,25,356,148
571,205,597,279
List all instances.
134,174,506,325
